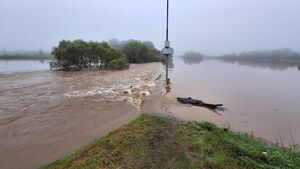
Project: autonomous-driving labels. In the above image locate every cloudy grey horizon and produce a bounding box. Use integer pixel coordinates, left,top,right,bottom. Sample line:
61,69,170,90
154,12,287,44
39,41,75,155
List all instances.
0,0,299,56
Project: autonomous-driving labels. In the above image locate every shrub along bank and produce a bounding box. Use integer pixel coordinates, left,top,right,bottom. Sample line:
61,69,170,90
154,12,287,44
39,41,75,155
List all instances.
51,39,163,71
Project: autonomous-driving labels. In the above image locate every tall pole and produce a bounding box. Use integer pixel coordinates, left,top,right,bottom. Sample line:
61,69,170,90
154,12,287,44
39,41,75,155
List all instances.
165,0,169,84
166,0,169,42
162,0,173,85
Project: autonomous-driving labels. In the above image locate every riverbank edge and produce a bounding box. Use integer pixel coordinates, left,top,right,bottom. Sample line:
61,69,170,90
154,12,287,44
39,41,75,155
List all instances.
42,113,300,169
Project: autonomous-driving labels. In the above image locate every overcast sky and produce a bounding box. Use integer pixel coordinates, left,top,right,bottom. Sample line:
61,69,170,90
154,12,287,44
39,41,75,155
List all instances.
0,0,299,55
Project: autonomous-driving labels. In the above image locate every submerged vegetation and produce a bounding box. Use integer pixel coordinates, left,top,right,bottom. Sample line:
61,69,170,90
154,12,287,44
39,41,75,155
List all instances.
44,114,300,169
51,39,163,71
108,39,164,63
120,40,163,63
51,40,129,71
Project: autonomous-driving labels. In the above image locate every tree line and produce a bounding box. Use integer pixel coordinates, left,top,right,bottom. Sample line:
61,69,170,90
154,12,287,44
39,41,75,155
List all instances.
0,49,52,60
218,49,300,61
216,49,300,70
181,51,204,65
51,39,163,71
108,39,163,63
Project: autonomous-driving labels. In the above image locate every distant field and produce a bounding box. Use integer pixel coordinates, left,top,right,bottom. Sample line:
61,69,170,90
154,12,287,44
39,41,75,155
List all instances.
0,55,53,60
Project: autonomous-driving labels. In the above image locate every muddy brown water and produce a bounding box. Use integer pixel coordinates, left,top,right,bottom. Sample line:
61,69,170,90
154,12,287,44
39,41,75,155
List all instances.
0,63,161,169
167,58,300,146
1,58,300,168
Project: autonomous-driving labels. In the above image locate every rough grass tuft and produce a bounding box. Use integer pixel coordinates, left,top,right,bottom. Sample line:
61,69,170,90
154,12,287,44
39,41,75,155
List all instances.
43,114,300,169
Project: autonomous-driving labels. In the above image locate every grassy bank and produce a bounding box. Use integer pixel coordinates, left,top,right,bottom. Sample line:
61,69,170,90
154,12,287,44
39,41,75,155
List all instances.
43,114,300,169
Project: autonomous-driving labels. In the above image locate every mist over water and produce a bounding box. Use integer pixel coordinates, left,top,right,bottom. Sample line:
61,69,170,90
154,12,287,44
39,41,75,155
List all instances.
221,60,300,71
169,57,300,145
0,60,51,73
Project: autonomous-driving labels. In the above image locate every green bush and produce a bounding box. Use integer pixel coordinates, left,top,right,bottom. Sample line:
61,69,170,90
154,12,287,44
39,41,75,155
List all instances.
108,57,130,70
121,40,162,63
51,40,129,71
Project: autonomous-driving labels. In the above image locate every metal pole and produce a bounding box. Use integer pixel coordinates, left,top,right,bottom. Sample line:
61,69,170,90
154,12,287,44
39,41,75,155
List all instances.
166,0,169,42
165,0,170,84
166,55,169,83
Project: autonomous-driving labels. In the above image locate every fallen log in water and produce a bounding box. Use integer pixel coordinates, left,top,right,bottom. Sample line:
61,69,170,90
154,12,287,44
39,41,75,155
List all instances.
177,97,223,110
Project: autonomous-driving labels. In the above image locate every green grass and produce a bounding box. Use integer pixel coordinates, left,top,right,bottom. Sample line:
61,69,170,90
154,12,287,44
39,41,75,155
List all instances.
178,121,300,169
43,114,300,169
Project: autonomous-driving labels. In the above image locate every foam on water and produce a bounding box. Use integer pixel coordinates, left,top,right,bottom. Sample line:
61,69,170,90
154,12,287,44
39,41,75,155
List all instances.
63,72,158,109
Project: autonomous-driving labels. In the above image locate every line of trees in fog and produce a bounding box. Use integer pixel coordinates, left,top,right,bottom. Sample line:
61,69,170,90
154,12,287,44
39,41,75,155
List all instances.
217,49,300,70
0,49,52,60
179,49,300,71
218,49,300,61
181,51,204,65
51,39,163,71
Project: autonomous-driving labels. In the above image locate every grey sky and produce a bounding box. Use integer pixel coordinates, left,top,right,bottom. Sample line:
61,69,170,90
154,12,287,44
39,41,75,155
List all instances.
0,0,299,55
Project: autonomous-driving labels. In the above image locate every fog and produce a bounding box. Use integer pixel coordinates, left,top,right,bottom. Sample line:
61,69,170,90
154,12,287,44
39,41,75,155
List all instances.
0,0,300,55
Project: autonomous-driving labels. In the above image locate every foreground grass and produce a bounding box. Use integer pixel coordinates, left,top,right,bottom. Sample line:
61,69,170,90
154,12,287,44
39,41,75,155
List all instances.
43,114,300,169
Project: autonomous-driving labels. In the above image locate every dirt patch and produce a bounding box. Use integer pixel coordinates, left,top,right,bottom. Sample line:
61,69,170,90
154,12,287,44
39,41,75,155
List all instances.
145,118,179,168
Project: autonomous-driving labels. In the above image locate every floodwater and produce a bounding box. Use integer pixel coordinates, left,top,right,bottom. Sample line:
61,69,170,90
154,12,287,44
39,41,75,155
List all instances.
1,58,300,168
0,63,160,169
0,60,51,73
169,57,300,146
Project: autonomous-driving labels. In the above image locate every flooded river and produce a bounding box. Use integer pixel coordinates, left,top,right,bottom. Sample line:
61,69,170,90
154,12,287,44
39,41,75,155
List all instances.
0,63,160,169
0,60,51,73
1,58,300,168
168,57,300,146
